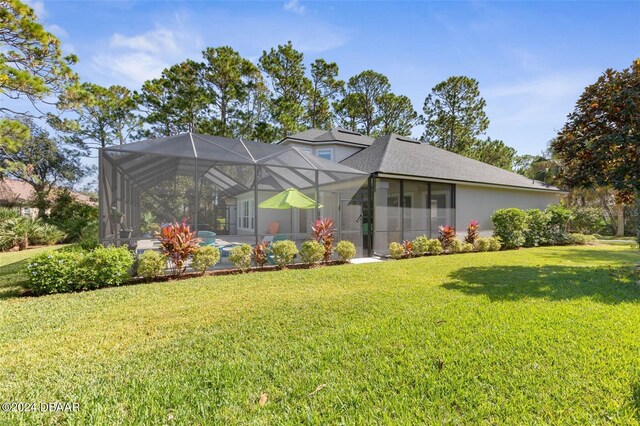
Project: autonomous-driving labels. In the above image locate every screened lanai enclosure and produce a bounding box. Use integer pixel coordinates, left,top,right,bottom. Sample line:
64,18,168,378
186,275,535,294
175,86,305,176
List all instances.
99,133,369,263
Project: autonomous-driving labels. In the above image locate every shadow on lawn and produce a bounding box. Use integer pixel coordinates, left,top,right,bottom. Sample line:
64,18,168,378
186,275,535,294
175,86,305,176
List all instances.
0,258,30,299
443,265,640,304
633,382,640,420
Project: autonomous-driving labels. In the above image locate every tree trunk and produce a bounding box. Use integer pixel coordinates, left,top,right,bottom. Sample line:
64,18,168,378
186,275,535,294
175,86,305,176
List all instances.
616,203,624,237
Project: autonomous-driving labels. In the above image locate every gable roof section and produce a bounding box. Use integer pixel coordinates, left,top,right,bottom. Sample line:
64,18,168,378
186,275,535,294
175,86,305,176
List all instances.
341,134,562,192
282,127,375,147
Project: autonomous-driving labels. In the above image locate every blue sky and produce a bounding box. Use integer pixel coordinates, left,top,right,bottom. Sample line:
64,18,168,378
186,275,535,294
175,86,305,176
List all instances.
28,0,640,155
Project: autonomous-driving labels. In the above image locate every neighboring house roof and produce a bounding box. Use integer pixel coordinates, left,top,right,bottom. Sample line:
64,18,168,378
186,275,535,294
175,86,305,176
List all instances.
0,179,96,206
281,127,375,147
341,134,563,192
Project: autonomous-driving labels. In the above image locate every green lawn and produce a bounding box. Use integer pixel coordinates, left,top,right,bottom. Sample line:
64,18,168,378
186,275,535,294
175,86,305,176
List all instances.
0,245,64,300
1,245,639,424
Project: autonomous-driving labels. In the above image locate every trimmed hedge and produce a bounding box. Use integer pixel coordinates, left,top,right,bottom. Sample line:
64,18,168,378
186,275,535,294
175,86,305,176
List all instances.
270,240,298,268
300,240,324,265
335,240,357,263
138,250,167,280
26,246,134,295
492,208,527,249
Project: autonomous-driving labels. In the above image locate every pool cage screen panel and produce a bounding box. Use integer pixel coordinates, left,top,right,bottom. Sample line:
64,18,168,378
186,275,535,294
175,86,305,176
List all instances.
99,133,369,255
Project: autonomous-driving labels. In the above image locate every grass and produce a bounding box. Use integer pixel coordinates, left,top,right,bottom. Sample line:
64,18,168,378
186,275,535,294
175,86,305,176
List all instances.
0,245,639,424
0,245,64,299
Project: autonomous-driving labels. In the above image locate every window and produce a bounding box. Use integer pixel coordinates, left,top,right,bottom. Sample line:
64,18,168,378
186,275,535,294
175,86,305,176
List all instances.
316,148,333,161
298,147,312,155
238,199,254,230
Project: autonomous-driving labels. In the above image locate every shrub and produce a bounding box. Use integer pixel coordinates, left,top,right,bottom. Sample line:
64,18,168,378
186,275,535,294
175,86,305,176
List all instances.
461,242,474,253
26,250,84,295
47,190,98,242
229,244,252,271
464,220,479,244
299,240,325,265
524,209,550,247
474,237,491,252
412,235,429,256
402,240,414,258
157,221,200,276
438,225,456,251
0,217,45,251
449,239,464,254
0,207,20,221
78,219,99,250
252,242,269,268
388,242,404,259
425,238,443,255
488,237,502,251
546,204,573,243
30,223,66,246
191,246,220,274
571,207,606,234
25,246,134,295
138,250,166,280
77,246,134,290
311,218,335,262
491,208,527,249
270,240,298,268
568,233,596,245
335,240,356,263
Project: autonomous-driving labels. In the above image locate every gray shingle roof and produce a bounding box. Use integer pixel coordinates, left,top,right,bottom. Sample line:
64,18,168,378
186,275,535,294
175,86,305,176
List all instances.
341,134,562,192
282,127,375,147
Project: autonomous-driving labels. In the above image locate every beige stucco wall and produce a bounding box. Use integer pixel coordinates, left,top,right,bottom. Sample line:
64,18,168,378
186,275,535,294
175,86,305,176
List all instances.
456,184,562,236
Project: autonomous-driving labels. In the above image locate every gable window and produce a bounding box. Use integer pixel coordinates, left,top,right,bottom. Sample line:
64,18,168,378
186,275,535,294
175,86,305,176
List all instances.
298,147,312,155
316,148,333,161
238,199,254,231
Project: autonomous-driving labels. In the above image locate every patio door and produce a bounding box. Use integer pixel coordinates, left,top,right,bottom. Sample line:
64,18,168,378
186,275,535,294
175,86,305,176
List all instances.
339,193,365,258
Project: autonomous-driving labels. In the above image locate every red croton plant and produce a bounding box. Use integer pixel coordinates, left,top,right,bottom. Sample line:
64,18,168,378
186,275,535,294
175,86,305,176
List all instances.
252,241,269,268
311,217,335,262
438,225,456,251
156,220,200,276
402,240,414,258
464,220,479,244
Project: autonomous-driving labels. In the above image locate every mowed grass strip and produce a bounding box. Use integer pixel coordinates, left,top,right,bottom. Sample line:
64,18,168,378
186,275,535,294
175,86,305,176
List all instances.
0,245,639,425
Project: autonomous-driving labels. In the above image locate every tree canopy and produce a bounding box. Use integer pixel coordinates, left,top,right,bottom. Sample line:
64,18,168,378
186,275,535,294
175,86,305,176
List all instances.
422,76,489,153
0,0,79,151
552,59,640,203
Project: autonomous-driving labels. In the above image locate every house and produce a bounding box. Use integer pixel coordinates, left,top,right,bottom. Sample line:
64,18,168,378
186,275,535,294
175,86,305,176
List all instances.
0,179,96,218
280,128,563,255
98,131,562,260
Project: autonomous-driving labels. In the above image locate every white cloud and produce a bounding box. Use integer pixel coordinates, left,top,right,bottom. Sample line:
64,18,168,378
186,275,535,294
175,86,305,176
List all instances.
93,52,168,86
284,0,305,15
110,28,180,55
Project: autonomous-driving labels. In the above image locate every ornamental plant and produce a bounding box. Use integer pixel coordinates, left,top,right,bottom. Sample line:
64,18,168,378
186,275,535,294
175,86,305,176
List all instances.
449,239,464,254
524,209,550,247
402,240,414,258
311,217,335,262
335,240,356,262
412,235,429,256
229,244,252,271
425,238,443,255
464,220,479,244
474,237,491,252
156,221,200,276
438,225,456,252
191,246,220,275
545,204,574,244
252,241,269,268
300,240,324,265
270,240,298,268
491,208,527,249
461,242,474,253
138,250,167,280
388,242,404,259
